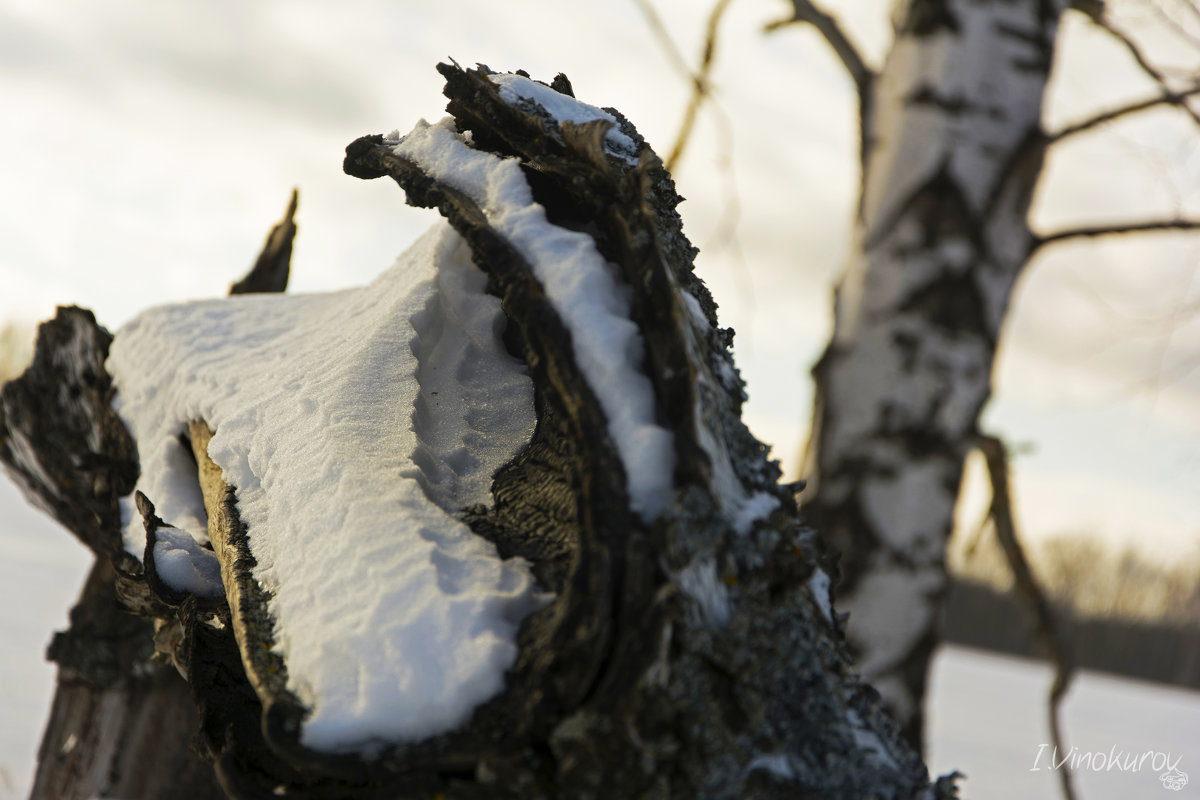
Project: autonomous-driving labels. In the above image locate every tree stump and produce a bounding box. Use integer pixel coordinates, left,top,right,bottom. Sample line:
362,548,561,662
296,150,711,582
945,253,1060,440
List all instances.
1,63,958,800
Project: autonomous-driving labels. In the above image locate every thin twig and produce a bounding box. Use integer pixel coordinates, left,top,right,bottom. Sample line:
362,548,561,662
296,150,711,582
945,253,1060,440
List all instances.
1143,0,1200,51
764,1,874,166
1033,218,1200,252
631,0,695,83
1083,8,1200,129
977,434,1077,800
631,0,735,173
629,0,754,324
764,1,872,98
1049,83,1200,143
662,0,735,172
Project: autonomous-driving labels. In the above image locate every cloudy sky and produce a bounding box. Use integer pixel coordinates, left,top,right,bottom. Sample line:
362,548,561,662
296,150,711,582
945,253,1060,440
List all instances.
1,0,1198,567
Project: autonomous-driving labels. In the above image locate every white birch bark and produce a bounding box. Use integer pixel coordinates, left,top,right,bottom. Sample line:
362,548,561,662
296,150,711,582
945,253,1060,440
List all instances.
803,0,1064,748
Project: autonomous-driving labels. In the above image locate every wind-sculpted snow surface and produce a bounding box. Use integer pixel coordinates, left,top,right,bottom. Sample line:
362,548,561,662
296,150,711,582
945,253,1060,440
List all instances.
107,222,548,751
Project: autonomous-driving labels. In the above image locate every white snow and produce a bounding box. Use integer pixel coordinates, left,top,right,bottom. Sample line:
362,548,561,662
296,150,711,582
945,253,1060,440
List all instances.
732,490,779,534
680,290,779,536
490,73,640,164
0,474,92,800
151,527,222,598
390,116,675,521
677,556,730,627
808,566,833,625
107,222,549,752
744,753,795,780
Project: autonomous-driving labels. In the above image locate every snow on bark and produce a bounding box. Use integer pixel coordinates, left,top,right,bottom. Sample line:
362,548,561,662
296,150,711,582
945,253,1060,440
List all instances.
107,221,550,752
804,0,1062,747
388,115,675,522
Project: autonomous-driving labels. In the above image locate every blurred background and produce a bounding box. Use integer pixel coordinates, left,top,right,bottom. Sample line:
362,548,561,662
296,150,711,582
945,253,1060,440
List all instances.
1,1,1198,798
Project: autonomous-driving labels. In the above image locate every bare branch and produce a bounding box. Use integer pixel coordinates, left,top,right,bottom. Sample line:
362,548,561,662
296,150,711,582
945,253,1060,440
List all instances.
631,0,735,173
628,0,752,313
765,1,873,165
978,434,1077,800
630,0,694,83
1033,218,1200,252
1049,83,1200,143
1145,0,1200,51
665,0,734,172
764,1,873,99
1082,8,1200,129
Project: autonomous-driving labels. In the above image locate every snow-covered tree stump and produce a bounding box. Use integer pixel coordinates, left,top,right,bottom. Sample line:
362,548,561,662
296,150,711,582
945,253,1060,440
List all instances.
1,63,957,799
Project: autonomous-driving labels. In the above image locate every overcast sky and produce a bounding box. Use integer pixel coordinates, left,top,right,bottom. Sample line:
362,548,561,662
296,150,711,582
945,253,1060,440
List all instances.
1,0,1198,565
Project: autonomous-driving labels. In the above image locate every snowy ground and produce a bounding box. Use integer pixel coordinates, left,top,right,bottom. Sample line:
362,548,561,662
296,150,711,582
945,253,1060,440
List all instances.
928,646,1200,799
2,473,1197,798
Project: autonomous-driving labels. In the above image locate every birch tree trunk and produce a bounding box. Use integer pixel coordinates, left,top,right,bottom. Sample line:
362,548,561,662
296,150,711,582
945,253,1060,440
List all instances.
801,0,1062,749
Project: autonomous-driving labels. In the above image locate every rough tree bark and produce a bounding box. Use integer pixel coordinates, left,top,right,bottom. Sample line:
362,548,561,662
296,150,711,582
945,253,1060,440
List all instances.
5,195,298,800
2,64,958,798
789,0,1062,749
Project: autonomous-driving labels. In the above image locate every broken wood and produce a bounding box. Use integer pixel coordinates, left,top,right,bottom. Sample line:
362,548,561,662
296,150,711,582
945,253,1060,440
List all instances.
7,192,299,800
229,189,298,295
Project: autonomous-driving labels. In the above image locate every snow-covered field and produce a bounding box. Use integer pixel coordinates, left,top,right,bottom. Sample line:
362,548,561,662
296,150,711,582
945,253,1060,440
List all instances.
2,471,1197,797
928,646,1200,799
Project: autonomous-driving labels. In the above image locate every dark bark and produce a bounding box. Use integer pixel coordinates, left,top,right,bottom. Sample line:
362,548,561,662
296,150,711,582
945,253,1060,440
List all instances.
4,196,298,800
2,64,957,799
31,560,225,800
230,189,298,295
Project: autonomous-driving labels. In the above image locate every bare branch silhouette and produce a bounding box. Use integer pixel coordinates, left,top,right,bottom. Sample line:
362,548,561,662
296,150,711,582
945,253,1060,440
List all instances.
764,1,872,101
1049,83,1200,143
1033,218,1200,253
978,434,1077,800
1083,8,1200,128
632,0,734,172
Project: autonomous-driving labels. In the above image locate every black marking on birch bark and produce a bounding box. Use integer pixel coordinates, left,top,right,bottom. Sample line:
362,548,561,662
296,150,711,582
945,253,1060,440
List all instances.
898,0,961,36
896,271,993,341
867,161,986,256
904,86,1002,118
985,126,1048,241
993,19,1050,47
